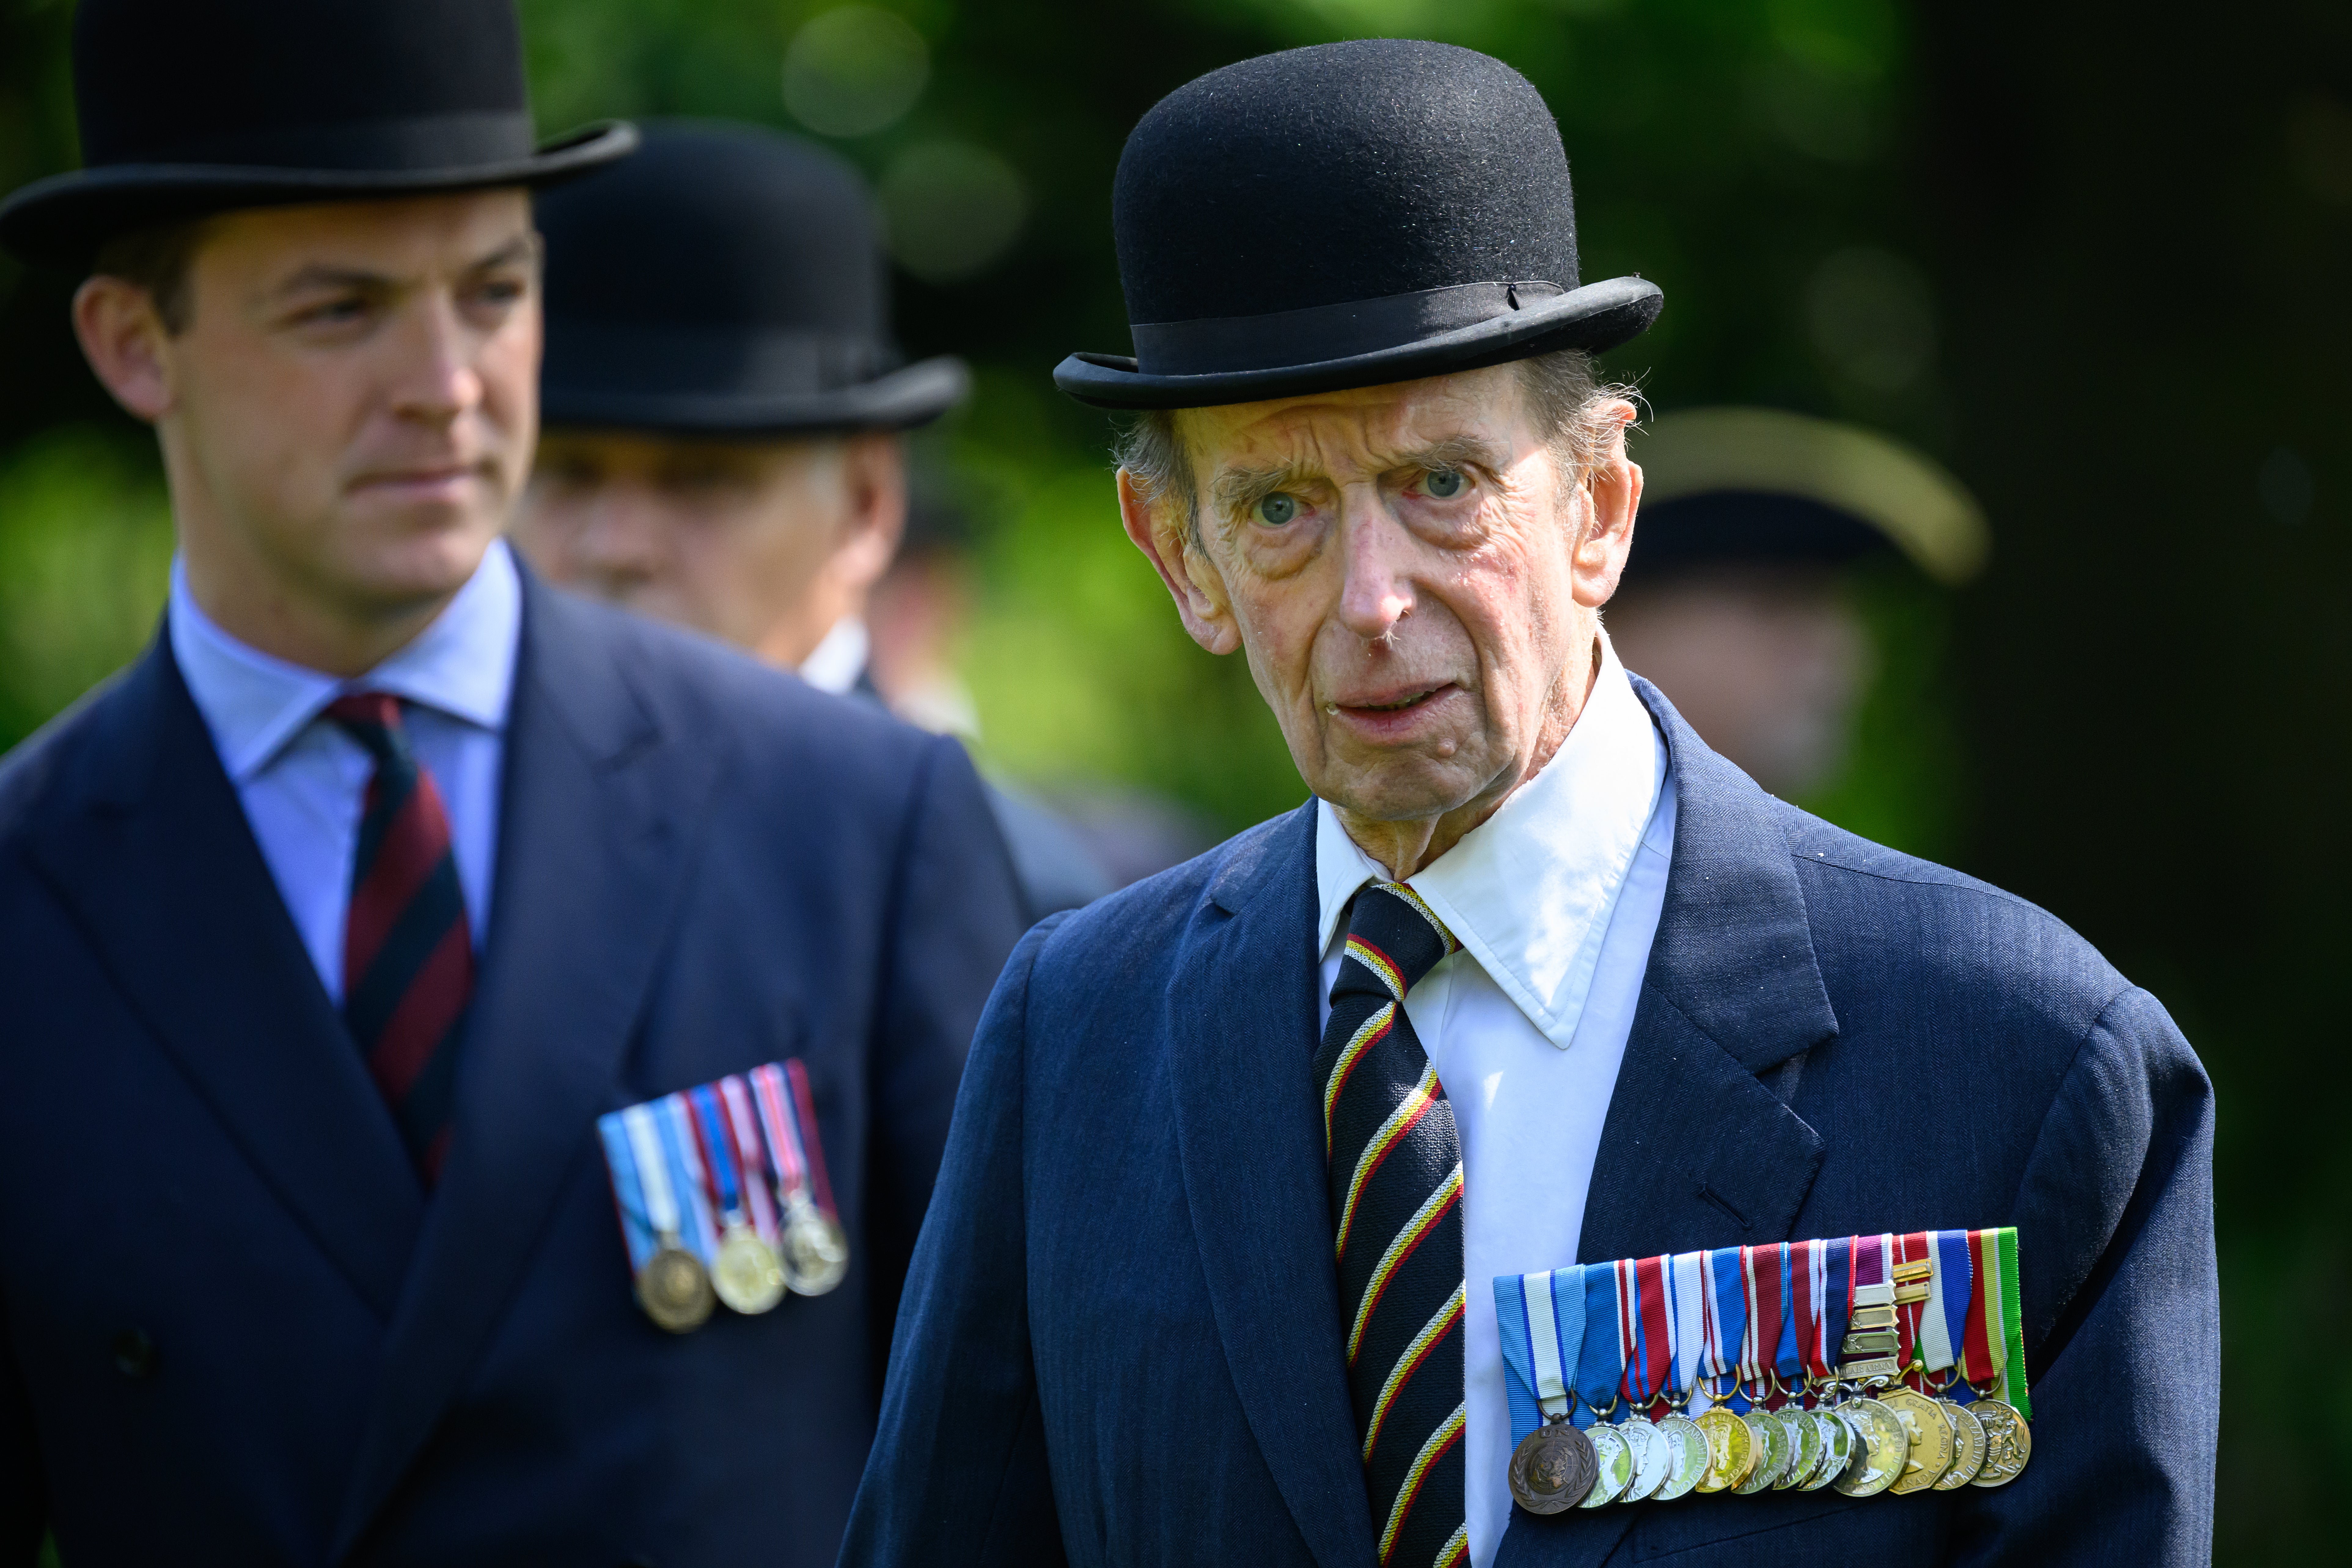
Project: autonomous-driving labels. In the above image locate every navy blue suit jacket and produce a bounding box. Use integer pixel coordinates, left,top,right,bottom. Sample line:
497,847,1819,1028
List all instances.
0,573,1027,1567
843,681,2217,1567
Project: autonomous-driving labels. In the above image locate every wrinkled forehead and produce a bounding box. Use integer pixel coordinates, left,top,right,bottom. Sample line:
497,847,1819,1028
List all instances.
1176,362,1533,481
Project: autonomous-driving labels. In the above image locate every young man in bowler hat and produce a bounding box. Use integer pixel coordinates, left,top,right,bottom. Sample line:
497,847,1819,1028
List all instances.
844,39,2216,1568
512,122,1111,921
0,3,1023,1564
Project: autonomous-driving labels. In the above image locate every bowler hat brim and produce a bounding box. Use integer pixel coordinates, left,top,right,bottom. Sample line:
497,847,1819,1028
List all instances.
0,121,639,271
1052,274,1662,411
541,354,971,438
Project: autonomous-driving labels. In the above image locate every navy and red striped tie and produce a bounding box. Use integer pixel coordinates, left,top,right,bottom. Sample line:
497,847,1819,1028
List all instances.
327,693,473,1185
1314,882,1469,1568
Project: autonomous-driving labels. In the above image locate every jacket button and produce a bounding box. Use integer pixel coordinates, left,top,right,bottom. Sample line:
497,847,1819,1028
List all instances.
112,1329,156,1379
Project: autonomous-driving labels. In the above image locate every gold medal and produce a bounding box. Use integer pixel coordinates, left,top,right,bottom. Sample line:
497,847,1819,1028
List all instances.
1881,1386,1956,1494
1507,1417,1598,1516
1618,1419,1671,1502
1830,1397,1909,1497
1935,1398,1987,1489
780,1196,849,1297
635,1235,714,1333
1733,1410,1788,1494
1776,1405,1823,1490
1692,1406,1754,1493
1579,1425,1634,1507
1650,1413,1709,1501
1967,1397,2032,1487
1800,1408,1852,1491
711,1223,786,1315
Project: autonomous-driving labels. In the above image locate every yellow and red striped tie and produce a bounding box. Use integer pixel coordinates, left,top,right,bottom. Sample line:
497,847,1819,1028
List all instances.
1314,882,1468,1568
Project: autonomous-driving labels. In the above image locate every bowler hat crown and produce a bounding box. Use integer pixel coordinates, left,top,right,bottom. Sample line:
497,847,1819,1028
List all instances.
1055,39,1660,409
536,123,967,435
0,0,634,268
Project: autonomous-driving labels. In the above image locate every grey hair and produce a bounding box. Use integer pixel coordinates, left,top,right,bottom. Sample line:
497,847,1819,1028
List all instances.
1111,347,1638,545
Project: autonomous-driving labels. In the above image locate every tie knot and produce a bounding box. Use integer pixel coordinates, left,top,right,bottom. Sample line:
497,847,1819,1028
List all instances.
1337,882,1458,1002
324,691,409,761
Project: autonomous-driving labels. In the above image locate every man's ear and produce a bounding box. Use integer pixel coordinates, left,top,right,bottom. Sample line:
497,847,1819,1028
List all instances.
831,431,909,592
72,276,177,424
1570,398,1643,609
1117,467,1240,655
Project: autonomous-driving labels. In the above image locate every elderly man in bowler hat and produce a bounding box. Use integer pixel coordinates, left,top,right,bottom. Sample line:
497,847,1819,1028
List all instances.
0,2,1023,1564
843,39,2215,1568
513,123,1111,920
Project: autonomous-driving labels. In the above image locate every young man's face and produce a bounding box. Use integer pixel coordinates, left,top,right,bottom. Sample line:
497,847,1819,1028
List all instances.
100,191,540,650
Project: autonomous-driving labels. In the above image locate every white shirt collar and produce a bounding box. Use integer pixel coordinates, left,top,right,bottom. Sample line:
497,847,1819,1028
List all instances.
168,538,522,784
1314,634,1669,1051
798,616,871,696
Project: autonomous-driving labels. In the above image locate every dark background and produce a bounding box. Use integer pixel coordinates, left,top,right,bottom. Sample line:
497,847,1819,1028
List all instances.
2,0,2343,1557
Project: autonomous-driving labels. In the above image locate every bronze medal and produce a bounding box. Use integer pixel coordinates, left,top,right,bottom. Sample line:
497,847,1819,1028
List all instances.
1579,1425,1635,1507
1651,1413,1709,1501
1776,1405,1823,1490
1619,1419,1672,1502
1692,1406,1754,1494
1508,1418,1598,1516
780,1197,850,1297
711,1223,786,1315
1733,1410,1789,1494
1881,1386,1956,1494
1967,1397,2032,1487
1934,1399,1987,1489
635,1236,714,1334
1800,1408,1852,1491
1830,1397,1909,1497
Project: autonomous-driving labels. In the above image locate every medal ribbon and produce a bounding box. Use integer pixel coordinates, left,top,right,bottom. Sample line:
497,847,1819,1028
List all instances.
750,1063,812,1203
1739,1245,1785,1404
1920,1228,1974,1378
1772,1243,1802,1399
687,1084,747,1227
621,1103,682,1248
1894,1230,1930,1386
1791,1239,1830,1393
1699,1246,1749,1411
1576,1262,1625,1427
1493,1266,1584,1442
784,1059,839,1218
1958,1228,2003,1398
596,1109,657,1269
657,1094,721,1261
717,1075,782,1246
1997,1227,2031,1419
1622,1256,1672,1415
1669,1251,1707,1409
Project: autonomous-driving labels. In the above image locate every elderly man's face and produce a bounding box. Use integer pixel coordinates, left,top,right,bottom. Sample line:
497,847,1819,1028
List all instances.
1121,365,1638,861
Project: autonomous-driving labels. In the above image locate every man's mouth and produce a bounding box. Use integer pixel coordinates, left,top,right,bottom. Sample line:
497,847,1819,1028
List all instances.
1333,683,1451,714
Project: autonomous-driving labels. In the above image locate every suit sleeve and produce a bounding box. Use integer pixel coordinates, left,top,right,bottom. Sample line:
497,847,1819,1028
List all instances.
862,735,1029,1390
840,916,1069,1568
1958,984,2217,1565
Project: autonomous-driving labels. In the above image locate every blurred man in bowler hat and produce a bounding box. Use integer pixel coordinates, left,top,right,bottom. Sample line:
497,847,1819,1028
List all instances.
0,4,1022,1564
514,123,1111,920
1608,407,1989,798
844,38,2215,1568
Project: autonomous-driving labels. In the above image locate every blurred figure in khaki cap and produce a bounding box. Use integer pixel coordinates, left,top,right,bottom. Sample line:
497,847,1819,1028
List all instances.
1606,407,1989,798
515,121,1113,920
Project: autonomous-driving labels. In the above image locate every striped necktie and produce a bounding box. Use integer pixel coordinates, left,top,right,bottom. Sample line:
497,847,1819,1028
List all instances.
1313,882,1468,1568
326,693,474,1184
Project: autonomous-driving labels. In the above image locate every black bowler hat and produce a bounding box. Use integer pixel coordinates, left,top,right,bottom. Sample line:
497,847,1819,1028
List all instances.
0,0,634,270
1629,409,1989,586
536,123,967,435
1054,39,1662,410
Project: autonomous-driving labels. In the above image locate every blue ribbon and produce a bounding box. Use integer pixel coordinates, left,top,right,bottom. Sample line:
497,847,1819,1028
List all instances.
595,1111,655,1269
688,1083,743,1221
1576,1263,1623,1427
1774,1243,1802,1383
1705,1246,1749,1411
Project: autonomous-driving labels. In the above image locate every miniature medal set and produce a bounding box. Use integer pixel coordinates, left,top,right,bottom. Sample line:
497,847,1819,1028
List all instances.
1495,1229,2030,1514
596,1061,850,1333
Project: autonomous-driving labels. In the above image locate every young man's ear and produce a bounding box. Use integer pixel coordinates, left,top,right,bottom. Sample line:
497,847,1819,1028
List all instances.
73,276,178,424
1117,467,1240,656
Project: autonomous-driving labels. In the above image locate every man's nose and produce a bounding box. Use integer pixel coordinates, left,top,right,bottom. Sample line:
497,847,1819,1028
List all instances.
1333,498,1416,642
387,292,485,425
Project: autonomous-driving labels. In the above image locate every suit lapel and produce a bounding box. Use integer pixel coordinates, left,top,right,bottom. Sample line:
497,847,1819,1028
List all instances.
330,581,724,1558
24,639,423,1318
1169,804,1378,1568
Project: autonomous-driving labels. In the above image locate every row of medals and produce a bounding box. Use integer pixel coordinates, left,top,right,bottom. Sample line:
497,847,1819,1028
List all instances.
1509,1260,2031,1514
635,1192,851,1333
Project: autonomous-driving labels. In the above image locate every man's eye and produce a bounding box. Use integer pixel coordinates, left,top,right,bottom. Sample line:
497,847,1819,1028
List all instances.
1256,493,1300,527
1425,468,1466,499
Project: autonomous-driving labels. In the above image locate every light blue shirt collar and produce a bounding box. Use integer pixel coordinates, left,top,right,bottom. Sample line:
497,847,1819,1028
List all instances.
168,539,522,784
1315,633,1670,1051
